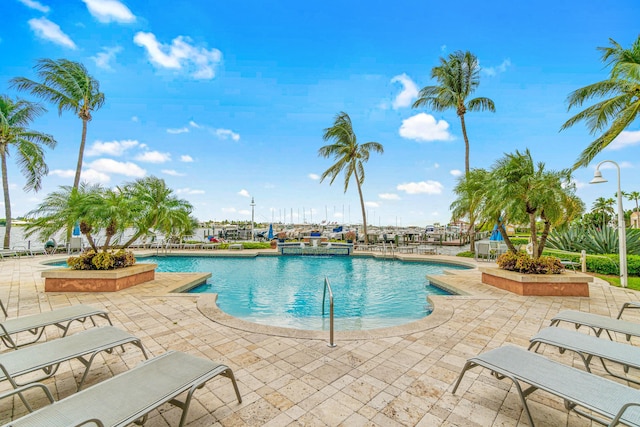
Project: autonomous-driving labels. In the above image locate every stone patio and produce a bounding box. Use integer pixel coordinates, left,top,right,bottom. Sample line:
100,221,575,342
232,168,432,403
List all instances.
0,250,639,426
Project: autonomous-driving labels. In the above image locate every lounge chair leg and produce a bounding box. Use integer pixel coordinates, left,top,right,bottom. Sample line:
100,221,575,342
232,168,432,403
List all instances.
221,367,243,403
452,361,477,394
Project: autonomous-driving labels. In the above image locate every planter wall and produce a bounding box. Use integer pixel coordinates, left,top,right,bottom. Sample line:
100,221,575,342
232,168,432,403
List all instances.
479,267,592,297
42,263,157,292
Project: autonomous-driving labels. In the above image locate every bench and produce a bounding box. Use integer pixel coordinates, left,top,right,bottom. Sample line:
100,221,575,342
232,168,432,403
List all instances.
229,243,243,250
530,327,640,384
453,345,640,426
560,259,580,272
0,350,242,427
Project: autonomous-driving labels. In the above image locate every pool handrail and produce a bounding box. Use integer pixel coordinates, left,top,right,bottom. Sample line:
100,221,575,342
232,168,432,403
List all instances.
322,277,336,348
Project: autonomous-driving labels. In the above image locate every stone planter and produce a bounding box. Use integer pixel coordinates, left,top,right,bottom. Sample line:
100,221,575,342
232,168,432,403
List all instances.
479,267,592,297
42,263,157,292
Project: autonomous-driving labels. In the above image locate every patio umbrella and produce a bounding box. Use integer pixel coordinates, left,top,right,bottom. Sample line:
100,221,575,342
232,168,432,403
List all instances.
267,224,273,239
489,224,504,241
72,222,81,236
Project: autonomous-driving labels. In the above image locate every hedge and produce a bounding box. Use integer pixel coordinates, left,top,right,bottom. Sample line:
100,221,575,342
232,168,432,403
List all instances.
542,249,640,276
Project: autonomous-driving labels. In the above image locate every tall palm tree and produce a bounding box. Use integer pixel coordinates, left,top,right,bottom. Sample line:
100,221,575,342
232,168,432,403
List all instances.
0,96,56,249
450,168,490,253
625,191,640,216
412,50,495,175
591,197,615,228
318,112,383,245
10,59,104,189
560,36,640,169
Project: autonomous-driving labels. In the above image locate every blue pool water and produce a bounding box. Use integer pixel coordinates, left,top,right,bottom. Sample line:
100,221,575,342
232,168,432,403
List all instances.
147,255,467,331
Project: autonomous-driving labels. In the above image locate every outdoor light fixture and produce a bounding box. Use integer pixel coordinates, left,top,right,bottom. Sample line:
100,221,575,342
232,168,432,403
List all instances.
589,160,627,288
250,197,256,241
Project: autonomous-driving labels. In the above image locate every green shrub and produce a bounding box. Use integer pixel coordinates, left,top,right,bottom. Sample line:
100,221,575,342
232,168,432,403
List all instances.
509,238,529,246
67,249,136,270
497,251,563,274
456,251,475,258
542,249,640,276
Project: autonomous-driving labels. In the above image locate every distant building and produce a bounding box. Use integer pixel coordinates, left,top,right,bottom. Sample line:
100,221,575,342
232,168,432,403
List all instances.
632,211,639,229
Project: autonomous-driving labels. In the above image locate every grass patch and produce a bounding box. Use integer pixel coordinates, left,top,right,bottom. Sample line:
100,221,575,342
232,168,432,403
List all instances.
456,251,475,258
592,274,640,291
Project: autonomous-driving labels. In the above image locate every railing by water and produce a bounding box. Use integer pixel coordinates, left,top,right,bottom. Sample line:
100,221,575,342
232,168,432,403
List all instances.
322,277,336,347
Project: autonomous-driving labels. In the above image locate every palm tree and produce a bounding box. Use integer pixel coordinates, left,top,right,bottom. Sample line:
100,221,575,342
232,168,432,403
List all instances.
450,168,490,253
488,149,582,258
412,50,495,175
0,96,56,249
560,36,640,169
625,191,640,216
318,112,383,245
10,59,105,189
591,197,615,228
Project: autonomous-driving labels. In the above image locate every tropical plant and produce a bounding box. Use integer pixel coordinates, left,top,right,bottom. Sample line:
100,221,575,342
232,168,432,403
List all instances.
10,59,104,190
412,50,495,175
24,176,194,255
591,197,615,228
0,95,56,249
625,191,640,216
450,168,490,253
546,225,640,256
497,251,563,274
484,149,584,258
318,112,383,245
560,36,640,168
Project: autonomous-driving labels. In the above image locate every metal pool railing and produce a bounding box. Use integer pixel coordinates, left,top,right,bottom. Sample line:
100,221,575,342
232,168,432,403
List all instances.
322,277,336,348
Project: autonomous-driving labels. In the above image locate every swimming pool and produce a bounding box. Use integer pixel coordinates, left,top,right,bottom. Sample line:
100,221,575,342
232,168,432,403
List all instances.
147,255,467,331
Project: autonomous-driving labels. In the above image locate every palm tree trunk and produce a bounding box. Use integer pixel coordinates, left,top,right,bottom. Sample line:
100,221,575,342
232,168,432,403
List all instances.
73,118,88,190
459,114,470,175
1,151,11,249
529,212,538,259
355,174,368,245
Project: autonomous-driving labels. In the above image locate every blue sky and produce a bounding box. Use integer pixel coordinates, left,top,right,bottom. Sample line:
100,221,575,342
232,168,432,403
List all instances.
1,0,639,227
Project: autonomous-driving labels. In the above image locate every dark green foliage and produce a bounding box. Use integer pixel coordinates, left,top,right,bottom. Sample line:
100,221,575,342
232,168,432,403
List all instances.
547,226,640,255
67,249,136,270
497,251,563,274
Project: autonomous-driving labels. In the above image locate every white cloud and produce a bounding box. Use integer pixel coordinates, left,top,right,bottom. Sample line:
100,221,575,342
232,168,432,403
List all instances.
238,209,251,215
131,116,139,122
365,201,380,208
81,169,111,184
88,158,146,177
49,169,75,178
397,180,444,195
450,169,463,177
213,128,240,141
607,130,640,150
18,0,50,13
133,32,222,79
180,155,194,162
28,17,76,49
135,151,171,163
221,207,236,213
599,161,633,170
433,163,440,169
91,46,122,70
482,59,512,77
390,73,419,109
563,179,586,190
86,139,139,156
162,169,186,177
167,127,189,134
82,0,135,23
176,187,205,195
308,173,320,180
189,120,201,128
399,113,453,142
379,193,400,200
238,189,250,198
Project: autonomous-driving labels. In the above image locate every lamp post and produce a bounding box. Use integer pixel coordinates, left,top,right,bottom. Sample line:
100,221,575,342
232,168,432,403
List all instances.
250,197,256,241
590,160,627,288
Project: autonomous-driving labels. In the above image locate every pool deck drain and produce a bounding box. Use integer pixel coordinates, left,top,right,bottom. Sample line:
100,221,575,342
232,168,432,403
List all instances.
1,249,639,426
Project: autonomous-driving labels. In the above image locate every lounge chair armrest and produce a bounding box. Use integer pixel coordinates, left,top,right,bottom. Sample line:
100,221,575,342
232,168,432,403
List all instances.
610,401,640,425
0,382,55,407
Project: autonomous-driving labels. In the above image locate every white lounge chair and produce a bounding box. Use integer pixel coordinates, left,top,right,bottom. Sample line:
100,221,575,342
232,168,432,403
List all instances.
0,350,242,427
453,345,640,426
0,304,113,350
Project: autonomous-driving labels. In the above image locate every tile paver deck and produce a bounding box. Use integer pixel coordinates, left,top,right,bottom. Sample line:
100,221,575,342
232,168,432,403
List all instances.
0,250,639,426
